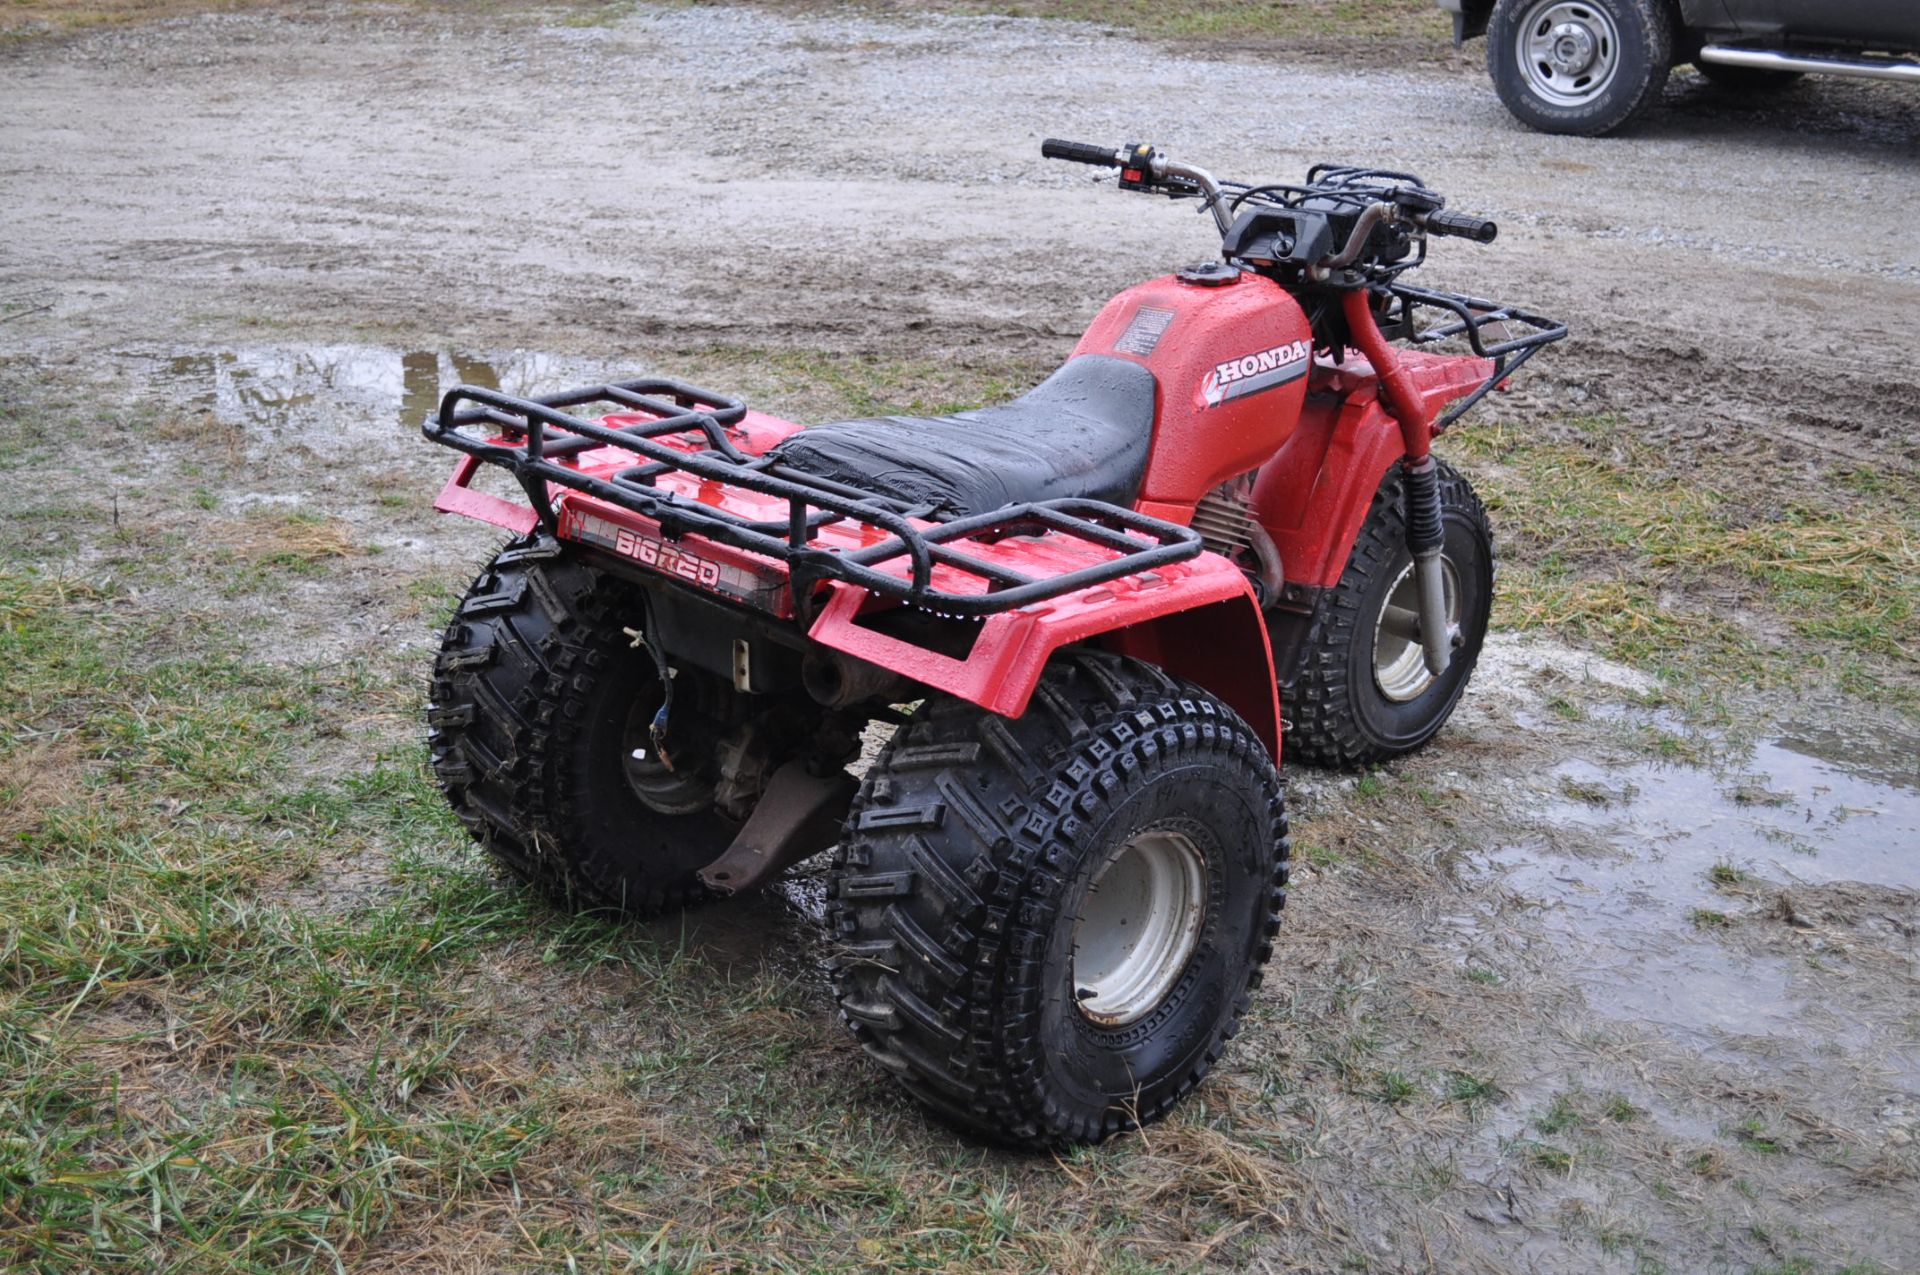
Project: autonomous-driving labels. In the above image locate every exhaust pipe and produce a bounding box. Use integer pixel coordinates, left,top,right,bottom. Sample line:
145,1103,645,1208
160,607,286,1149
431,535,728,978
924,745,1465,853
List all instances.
1698,45,1920,84
802,649,907,710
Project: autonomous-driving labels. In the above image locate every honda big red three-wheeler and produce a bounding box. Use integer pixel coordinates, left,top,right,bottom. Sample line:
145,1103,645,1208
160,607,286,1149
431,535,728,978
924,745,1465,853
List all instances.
422,139,1564,1148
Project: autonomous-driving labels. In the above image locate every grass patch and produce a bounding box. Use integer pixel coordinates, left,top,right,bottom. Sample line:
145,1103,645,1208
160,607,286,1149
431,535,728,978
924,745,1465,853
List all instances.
1371,1069,1421,1105
1708,859,1747,886
2,0,1454,57
1536,1091,1581,1135
1734,1118,1789,1156
0,558,1337,1274
1523,1140,1575,1175
0,569,557,1267
1601,1094,1641,1124
1444,1071,1501,1110
889,0,1444,46
1453,415,1920,707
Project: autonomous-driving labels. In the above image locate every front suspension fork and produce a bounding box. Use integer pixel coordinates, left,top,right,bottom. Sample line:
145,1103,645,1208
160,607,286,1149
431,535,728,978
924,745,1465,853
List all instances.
1340,289,1454,678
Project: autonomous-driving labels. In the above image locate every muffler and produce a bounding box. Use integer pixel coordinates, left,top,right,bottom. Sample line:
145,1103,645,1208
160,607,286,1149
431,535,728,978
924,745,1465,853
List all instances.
802,649,906,710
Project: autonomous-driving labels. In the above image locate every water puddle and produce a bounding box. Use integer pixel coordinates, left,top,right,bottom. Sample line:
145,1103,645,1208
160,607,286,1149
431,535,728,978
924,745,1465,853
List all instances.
127,344,621,439
1483,722,1920,1080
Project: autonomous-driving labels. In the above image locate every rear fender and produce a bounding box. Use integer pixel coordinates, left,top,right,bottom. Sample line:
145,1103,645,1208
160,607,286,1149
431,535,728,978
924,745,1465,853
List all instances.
1101,591,1281,758
807,554,1281,759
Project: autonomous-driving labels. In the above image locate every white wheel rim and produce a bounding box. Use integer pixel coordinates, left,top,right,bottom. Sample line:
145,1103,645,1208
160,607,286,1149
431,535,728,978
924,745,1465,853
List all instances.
1515,1,1622,107
1372,556,1462,703
1072,830,1208,1027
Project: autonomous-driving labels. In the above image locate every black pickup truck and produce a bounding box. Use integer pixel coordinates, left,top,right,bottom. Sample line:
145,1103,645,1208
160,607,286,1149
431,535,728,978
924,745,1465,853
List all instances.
1437,0,1920,134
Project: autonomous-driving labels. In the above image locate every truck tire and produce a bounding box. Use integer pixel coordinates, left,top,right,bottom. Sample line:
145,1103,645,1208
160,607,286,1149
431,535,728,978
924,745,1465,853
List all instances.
827,652,1289,1149
1488,0,1672,137
428,534,733,914
1283,461,1493,769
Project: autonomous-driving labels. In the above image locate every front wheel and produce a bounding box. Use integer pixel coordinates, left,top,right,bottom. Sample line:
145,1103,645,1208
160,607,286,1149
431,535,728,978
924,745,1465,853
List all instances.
1283,461,1493,769
827,653,1288,1148
1487,0,1673,136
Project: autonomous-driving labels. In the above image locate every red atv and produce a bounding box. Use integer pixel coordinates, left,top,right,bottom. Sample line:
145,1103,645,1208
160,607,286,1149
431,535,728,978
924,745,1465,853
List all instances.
423,140,1562,1148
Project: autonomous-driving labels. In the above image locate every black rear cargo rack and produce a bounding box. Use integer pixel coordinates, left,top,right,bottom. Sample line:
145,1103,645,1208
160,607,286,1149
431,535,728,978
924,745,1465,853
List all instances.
1382,283,1568,428
425,379,1204,620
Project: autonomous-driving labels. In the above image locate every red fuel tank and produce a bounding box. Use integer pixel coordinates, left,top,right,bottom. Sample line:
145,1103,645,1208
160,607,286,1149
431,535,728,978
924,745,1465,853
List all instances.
1071,269,1313,506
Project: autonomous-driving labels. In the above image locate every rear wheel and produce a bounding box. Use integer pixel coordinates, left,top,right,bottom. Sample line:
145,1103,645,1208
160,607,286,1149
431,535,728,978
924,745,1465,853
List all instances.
1487,0,1672,136
827,653,1288,1148
428,535,737,913
1284,461,1493,768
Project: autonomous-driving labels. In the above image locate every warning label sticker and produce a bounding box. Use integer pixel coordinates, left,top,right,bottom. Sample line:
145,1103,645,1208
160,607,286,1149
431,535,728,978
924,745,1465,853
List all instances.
1113,306,1175,357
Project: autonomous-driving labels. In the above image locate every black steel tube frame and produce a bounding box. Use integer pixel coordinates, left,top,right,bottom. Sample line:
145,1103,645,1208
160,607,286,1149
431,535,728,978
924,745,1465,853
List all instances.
424,379,1204,619
1385,283,1568,429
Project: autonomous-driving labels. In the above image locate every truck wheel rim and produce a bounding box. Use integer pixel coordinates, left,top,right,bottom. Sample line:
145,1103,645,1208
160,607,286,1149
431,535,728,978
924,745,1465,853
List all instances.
1072,830,1209,1027
1516,1,1621,106
1372,557,1461,703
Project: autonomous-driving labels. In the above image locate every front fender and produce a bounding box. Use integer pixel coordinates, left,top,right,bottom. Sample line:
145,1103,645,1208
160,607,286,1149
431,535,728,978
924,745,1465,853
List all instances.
1256,349,1495,591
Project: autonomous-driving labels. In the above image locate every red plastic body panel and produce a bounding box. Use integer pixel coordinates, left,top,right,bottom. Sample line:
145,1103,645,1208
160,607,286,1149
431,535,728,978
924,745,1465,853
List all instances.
808,554,1279,755
1071,272,1313,505
1253,349,1493,588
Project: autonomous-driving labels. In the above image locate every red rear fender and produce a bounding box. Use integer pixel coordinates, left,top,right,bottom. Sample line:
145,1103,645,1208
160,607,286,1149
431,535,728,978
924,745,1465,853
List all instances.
1101,589,1281,759
807,553,1281,759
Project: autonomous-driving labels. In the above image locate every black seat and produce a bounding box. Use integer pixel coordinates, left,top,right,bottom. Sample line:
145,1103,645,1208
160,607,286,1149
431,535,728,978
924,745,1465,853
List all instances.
767,355,1157,519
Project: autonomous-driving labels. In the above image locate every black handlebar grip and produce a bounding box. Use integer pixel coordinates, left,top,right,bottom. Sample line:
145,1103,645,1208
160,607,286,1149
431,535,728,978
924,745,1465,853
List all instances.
1041,138,1122,168
1425,210,1499,244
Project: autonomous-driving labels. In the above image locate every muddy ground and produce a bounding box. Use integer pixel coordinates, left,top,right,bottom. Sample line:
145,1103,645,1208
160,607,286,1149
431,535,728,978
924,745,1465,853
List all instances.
2,5,1918,1273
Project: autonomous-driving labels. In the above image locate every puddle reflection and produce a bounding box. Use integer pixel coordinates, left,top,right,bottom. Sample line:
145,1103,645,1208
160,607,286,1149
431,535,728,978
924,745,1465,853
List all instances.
1485,724,1920,1075
145,345,618,435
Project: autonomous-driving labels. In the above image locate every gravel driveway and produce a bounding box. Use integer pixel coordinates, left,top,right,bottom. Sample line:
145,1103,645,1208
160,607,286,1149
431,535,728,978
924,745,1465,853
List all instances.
3,4,1916,468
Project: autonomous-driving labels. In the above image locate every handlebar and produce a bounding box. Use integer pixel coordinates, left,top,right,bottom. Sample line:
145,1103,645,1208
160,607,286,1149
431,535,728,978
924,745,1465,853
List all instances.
1040,139,1498,270
1040,138,1122,167
1422,209,1499,243
1042,138,1235,234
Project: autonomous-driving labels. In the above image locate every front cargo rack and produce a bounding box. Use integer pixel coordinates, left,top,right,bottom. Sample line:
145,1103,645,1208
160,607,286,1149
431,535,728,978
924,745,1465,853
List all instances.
1382,283,1567,427
425,379,1204,619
